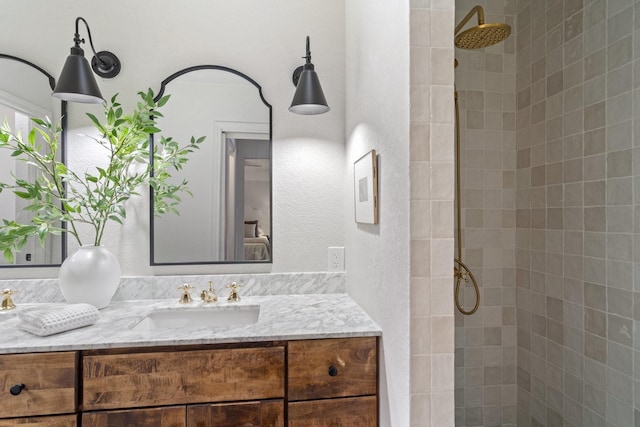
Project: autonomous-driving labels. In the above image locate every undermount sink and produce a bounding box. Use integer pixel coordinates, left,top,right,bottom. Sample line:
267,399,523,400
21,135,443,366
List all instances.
131,305,260,331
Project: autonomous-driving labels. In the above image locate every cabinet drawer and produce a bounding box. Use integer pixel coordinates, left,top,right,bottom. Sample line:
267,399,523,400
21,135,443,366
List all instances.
82,406,185,427
0,352,77,418
83,346,285,410
0,415,77,427
188,400,284,427
288,337,377,401
288,396,377,426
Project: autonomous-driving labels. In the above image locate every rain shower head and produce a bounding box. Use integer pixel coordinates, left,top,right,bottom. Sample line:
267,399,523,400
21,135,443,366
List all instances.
454,5,511,49
455,23,511,49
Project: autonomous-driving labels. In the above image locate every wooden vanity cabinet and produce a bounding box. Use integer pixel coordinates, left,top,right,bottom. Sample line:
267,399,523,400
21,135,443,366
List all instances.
2,337,377,427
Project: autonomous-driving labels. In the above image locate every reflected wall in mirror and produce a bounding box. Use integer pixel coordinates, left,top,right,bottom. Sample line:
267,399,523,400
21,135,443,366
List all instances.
151,66,272,265
0,54,66,267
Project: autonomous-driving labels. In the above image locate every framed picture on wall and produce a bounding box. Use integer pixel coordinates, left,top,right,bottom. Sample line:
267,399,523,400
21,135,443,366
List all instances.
354,149,378,224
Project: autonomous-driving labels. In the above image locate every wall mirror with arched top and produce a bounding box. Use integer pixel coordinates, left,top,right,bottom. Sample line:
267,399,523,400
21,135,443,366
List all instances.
150,65,272,265
0,54,67,267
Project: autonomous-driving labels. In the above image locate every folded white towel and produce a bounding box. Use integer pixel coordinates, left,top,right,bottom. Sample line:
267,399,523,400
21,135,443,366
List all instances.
18,303,99,336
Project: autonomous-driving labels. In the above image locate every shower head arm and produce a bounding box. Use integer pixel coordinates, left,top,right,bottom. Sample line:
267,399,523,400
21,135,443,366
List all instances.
455,5,485,35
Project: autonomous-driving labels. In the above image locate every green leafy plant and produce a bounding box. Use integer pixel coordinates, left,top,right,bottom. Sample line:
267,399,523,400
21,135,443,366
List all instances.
0,89,203,263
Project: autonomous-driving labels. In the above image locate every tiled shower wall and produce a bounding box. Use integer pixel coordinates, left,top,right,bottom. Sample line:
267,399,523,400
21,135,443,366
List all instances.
515,0,640,426
454,1,517,426
410,1,456,425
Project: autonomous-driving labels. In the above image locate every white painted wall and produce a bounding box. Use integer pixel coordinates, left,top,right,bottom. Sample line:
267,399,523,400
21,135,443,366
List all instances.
0,0,345,278
345,1,411,426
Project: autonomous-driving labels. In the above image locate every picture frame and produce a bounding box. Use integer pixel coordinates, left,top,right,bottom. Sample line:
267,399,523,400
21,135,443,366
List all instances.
354,149,378,224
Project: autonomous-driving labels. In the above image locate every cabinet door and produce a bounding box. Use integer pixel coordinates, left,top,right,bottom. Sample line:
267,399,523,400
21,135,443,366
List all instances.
187,400,284,427
0,352,77,418
82,406,185,427
288,396,377,427
0,414,77,427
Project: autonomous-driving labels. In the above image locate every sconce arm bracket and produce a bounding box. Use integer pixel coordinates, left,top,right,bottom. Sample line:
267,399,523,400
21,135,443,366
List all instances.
292,36,314,86
292,65,303,86
74,16,121,78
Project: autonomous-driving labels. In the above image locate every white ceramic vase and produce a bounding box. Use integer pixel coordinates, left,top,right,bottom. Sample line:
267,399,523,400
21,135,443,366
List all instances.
58,245,121,309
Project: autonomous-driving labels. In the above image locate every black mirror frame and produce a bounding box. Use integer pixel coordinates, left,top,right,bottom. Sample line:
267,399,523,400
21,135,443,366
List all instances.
149,65,273,266
0,54,68,268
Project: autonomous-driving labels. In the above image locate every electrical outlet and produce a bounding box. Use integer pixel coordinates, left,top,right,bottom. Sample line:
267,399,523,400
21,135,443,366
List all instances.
328,247,345,272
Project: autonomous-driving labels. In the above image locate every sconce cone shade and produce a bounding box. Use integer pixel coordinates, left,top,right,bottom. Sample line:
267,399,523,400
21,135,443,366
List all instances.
289,63,330,115
52,46,104,104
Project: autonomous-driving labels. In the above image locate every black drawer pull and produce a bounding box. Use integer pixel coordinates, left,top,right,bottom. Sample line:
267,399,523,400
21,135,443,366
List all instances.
328,365,339,377
10,384,25,396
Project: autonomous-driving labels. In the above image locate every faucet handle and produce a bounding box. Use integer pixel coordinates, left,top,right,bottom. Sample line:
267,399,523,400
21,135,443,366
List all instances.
226,282,242,302
177,284,194,304
1,289,17,310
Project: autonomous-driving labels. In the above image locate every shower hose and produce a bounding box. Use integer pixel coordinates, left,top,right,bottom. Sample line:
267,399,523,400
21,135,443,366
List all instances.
454,88,480,316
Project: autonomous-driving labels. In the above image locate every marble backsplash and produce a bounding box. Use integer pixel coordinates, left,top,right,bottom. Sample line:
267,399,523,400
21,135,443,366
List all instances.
2,272,346,304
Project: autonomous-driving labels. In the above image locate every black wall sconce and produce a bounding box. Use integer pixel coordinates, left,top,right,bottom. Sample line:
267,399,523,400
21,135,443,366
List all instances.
52,17,121,104
289,36,329,115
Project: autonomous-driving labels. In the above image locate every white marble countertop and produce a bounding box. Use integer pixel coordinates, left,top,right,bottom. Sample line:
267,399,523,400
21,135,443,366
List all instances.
0,294,381,354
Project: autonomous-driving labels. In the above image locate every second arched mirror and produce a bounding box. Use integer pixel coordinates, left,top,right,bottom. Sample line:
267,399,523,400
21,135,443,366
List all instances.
150,66,272,265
